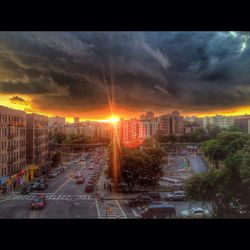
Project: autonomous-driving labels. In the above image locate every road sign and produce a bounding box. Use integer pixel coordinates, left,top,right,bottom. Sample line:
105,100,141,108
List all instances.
181,161,188,168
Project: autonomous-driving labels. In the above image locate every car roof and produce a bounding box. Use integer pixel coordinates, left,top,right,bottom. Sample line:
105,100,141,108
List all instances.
191,207,203,212
34,194,45,198
148,203,175,209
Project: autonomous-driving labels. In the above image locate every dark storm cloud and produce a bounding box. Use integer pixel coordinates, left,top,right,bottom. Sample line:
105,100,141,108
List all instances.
9,96,27,105
0,31,250,115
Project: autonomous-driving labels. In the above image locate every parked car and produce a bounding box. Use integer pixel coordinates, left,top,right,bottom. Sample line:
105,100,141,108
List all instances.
85,184,94,193
128,196,154,207
36,182,48,191
76,177,84,184
75,172,82,179
48,172,57,178
31,194,46,209
180,207,210,218
137,192,162,201
59,167,65,173
141,202,176,218
21,185,33,194
31,182,41,190
88,166,94,170
165,191,186,201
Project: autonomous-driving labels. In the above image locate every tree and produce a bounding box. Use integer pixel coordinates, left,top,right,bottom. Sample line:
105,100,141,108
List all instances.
186,140,250,218
107,143,165,192
51,151,62,169
202,139,224,168
53,132,66,144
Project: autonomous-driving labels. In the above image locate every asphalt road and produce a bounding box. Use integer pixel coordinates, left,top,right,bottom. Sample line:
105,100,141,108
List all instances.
187,155,208,174
0,150,211,219
0,154,101,218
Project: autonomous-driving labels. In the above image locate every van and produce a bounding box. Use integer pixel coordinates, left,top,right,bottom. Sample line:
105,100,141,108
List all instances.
141,202,176,219
161,177,181,185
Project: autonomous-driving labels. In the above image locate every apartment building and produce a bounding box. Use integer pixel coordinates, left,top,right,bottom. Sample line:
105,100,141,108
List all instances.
48,116,66,135
202,115,234,129
0,106,26,177
26,113,49,171
234,115,250,134
159,111,184,136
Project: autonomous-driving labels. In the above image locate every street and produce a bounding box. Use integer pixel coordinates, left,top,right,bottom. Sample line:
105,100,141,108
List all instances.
0,149,211,219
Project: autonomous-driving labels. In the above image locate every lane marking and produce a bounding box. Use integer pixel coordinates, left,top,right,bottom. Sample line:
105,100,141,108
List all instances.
54,177,72,194
115,200,127,218
95,199,101,218
132,209,140,217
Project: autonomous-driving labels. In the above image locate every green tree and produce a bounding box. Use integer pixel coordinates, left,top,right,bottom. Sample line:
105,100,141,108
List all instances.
186,140,250,218
107,144,165,192
53,132,66,144
202,139,224,168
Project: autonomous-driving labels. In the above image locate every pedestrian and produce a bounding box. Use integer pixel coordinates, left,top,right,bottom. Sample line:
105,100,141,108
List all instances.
104,182,106,190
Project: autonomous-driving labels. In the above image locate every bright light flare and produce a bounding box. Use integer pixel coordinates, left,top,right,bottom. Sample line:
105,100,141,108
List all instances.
107,115,120,123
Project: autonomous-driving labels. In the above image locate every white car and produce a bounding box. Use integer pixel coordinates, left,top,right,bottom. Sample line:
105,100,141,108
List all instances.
180,207,210,218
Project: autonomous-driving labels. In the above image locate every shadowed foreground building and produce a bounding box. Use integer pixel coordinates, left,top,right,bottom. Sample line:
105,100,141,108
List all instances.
26,113,49,174
0,106,26,178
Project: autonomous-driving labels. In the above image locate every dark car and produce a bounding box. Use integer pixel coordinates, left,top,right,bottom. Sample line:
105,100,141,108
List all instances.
137,192,162,201
21,185,33,194
85,184,94,193
36,182,48,191
141,202,176,219
31,194,46,209
31,182,41,190
76,177,84,184
59,167,65,173
128,196,154,207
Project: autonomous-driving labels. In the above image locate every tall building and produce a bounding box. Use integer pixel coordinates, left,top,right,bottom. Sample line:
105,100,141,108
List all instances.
95,123,112,139
0,106,26,177
121,118,139,143
26,113,49,171
48,116,66,135
202,115,234,129
159,111,184,136
138,120,159,140
74,117,80,124
140,111,154,121
234,115,250,134
65,124,78,137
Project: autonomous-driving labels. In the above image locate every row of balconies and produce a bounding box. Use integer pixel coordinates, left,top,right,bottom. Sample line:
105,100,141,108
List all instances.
7,145,18,151
7,121,25,127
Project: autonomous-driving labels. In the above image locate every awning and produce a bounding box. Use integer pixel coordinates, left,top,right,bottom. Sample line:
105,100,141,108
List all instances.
26,164,39,171
0,176,10,185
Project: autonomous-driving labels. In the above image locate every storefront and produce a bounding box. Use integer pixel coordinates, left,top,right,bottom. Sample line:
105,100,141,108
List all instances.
0,176,10,189
25,164,39,182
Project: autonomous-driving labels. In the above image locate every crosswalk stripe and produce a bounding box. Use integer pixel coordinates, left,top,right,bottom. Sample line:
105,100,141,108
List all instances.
8,194,95,201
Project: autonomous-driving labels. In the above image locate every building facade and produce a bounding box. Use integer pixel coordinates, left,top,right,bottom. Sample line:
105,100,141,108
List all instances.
234,115,250,134
26,113,49,171
0,106,26,177
159,111,184,136
48,116,66,135
202,115,234,129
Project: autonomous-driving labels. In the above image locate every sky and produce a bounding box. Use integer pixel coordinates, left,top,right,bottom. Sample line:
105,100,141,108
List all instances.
0,31,250,121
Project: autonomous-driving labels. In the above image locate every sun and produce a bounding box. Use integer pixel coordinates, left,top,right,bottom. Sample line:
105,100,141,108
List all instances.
108,115,120,123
